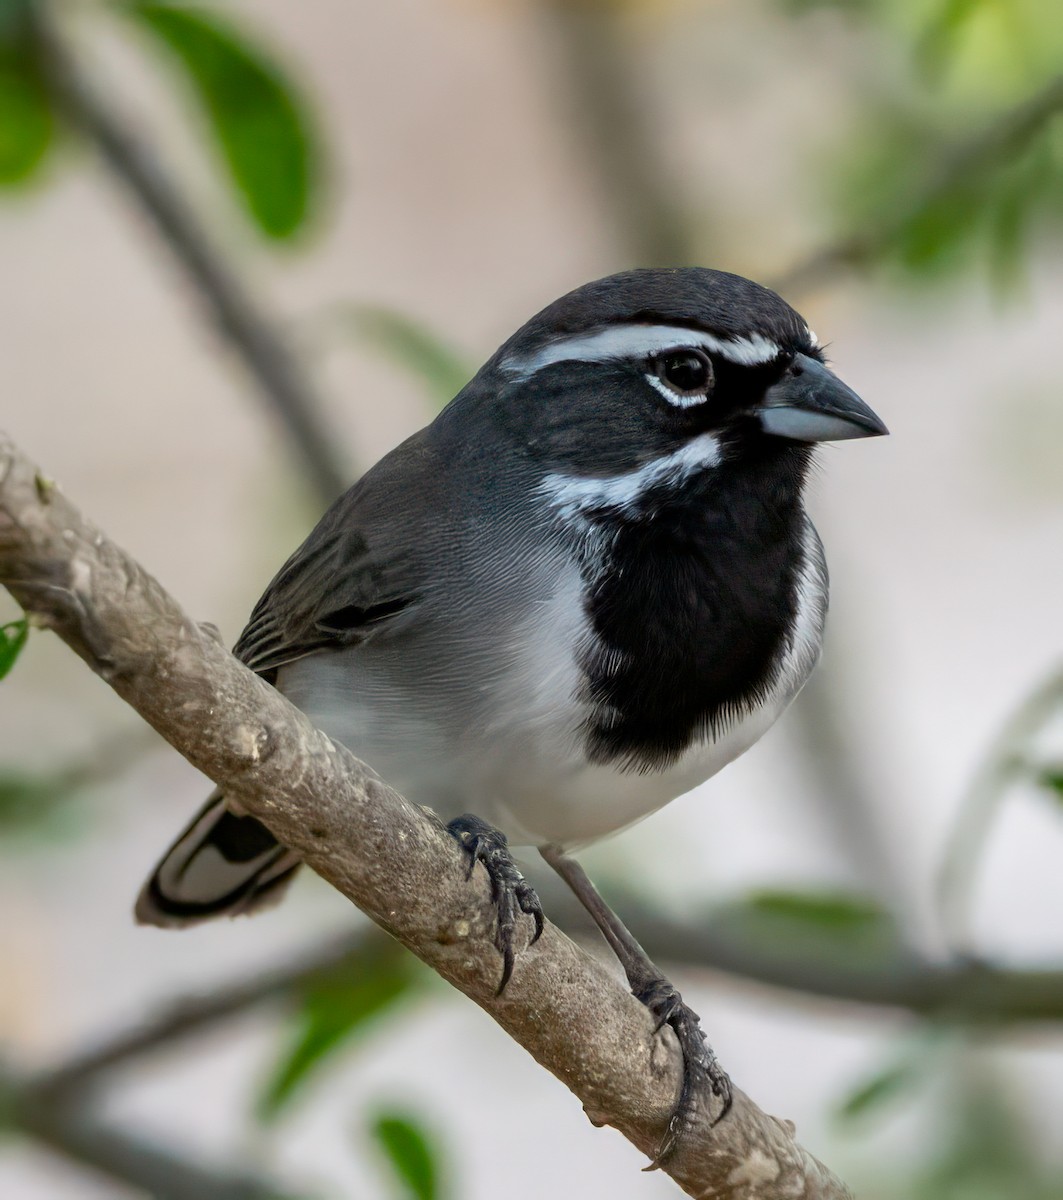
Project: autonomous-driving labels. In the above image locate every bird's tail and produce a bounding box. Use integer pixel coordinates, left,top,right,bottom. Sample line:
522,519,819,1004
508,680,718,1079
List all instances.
135,789,301,927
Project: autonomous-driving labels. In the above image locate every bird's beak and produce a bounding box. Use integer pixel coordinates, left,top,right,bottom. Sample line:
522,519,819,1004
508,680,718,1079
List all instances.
758,353,888,442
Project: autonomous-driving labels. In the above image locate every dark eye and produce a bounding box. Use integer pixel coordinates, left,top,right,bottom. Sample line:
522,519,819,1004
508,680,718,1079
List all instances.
652,350,714,402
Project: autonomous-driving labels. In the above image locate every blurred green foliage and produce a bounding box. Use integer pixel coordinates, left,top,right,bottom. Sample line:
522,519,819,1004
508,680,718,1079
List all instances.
0,0,323,238
859,1063,1063,1199
258,940,427,1121
1037,766,1063,802
0,25,54,185
0,769,78,839
328,304,475,409
836,1025,955,1123
911,1088,1063,1200
809,0,1063,288
120,2,321,239
0,617,27,678
839,1055,927,1122
368,1110,445,1200
709,887,904,973
936,668,1063,944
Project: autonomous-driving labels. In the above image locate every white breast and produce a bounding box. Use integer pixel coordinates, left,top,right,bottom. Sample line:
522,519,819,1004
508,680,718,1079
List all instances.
278,524,827,851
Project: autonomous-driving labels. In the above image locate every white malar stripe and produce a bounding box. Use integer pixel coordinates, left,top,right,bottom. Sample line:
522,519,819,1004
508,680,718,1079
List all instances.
507,324,782,376
541,432,722,521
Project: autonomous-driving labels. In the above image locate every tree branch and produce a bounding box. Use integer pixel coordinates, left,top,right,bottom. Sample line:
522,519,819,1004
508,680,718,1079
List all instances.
27,5,349,505
28,932,374,1095
27,894,1063,1120
0,433,852,1197
610,896,1063,1023
774,72,1063,298
31,907,1063,1122
0,1065,298,1200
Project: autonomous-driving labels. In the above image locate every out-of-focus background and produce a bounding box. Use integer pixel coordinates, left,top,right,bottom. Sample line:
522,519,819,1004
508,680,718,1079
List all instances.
2,1,1062,1197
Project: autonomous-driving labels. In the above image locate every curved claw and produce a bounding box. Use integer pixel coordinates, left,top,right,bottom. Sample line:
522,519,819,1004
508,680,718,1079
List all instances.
636,980,733,1169
446,814,546,994
523,892,545,945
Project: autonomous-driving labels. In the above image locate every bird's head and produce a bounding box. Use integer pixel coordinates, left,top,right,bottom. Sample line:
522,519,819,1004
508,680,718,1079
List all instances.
464,268,886,521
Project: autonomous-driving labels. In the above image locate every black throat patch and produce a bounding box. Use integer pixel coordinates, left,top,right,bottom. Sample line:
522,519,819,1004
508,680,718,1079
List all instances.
577,444,811,772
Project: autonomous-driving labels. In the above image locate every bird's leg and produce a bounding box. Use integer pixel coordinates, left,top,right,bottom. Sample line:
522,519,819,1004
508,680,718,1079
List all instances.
447,814,545,994
540,844,732,1166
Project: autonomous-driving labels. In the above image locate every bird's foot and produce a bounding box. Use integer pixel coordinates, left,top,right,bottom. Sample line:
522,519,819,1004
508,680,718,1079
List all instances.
636,978,733,1168
446,814,545,994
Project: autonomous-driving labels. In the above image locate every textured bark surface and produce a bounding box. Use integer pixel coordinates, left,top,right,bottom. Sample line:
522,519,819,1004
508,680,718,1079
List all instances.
0,432,853,1199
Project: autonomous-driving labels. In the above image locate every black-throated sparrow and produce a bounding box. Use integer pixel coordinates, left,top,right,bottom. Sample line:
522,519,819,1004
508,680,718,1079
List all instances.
137,268,886,1159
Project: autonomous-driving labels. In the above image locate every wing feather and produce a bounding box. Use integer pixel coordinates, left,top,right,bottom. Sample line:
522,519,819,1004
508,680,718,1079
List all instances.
233,438,433,678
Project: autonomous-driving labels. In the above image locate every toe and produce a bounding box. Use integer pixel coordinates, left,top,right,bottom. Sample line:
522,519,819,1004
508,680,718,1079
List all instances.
446,814,546,993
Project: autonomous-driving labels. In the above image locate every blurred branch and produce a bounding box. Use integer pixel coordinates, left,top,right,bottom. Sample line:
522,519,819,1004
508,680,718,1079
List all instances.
27,3,348,505
31,932,370,1095
935,666,1063,951
775,72,1063,297
0,1064,299,1200
32,901,1063,1111
613,893,1063,1023
786,667,910,914
539,0,695,265
0,433,852,1198
35,897,1063,1088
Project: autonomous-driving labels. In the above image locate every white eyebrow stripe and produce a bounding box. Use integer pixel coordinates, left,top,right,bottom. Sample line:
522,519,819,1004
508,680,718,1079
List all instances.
506,324,782,376
540,432,722,522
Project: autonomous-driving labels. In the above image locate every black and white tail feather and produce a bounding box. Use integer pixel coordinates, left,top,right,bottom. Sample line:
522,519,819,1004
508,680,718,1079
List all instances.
135,790,300,927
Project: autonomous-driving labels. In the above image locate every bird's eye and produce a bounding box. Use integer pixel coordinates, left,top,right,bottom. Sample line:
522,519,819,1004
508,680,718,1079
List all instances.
651,350,714,405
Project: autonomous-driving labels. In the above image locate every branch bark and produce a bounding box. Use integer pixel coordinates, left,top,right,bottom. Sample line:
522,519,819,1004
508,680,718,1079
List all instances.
0,433,852,1198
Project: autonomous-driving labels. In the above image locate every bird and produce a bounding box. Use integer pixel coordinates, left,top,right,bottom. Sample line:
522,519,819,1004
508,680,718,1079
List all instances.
136,267,886,1160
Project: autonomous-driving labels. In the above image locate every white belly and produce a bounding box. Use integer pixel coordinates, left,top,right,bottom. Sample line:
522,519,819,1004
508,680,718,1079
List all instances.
477,695,792,848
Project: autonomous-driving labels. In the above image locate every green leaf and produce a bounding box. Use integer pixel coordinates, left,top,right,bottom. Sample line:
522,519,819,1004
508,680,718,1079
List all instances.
330,305,474,408
258,942,422,1121
0,757,101,844
910,1065,1060,1200
917,0,990,78
836,1025,954,1124
838,1058,922,1121
0,37,55,187
0,770,79,839
984,137,1058,293
0,1,33,40
370,1111,441,1200
742,887,888,929
775,0,877,14
0,618,28,679
710,887,904,972
1036,767,1063,801
123,3,320,238
829,78,1063,292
